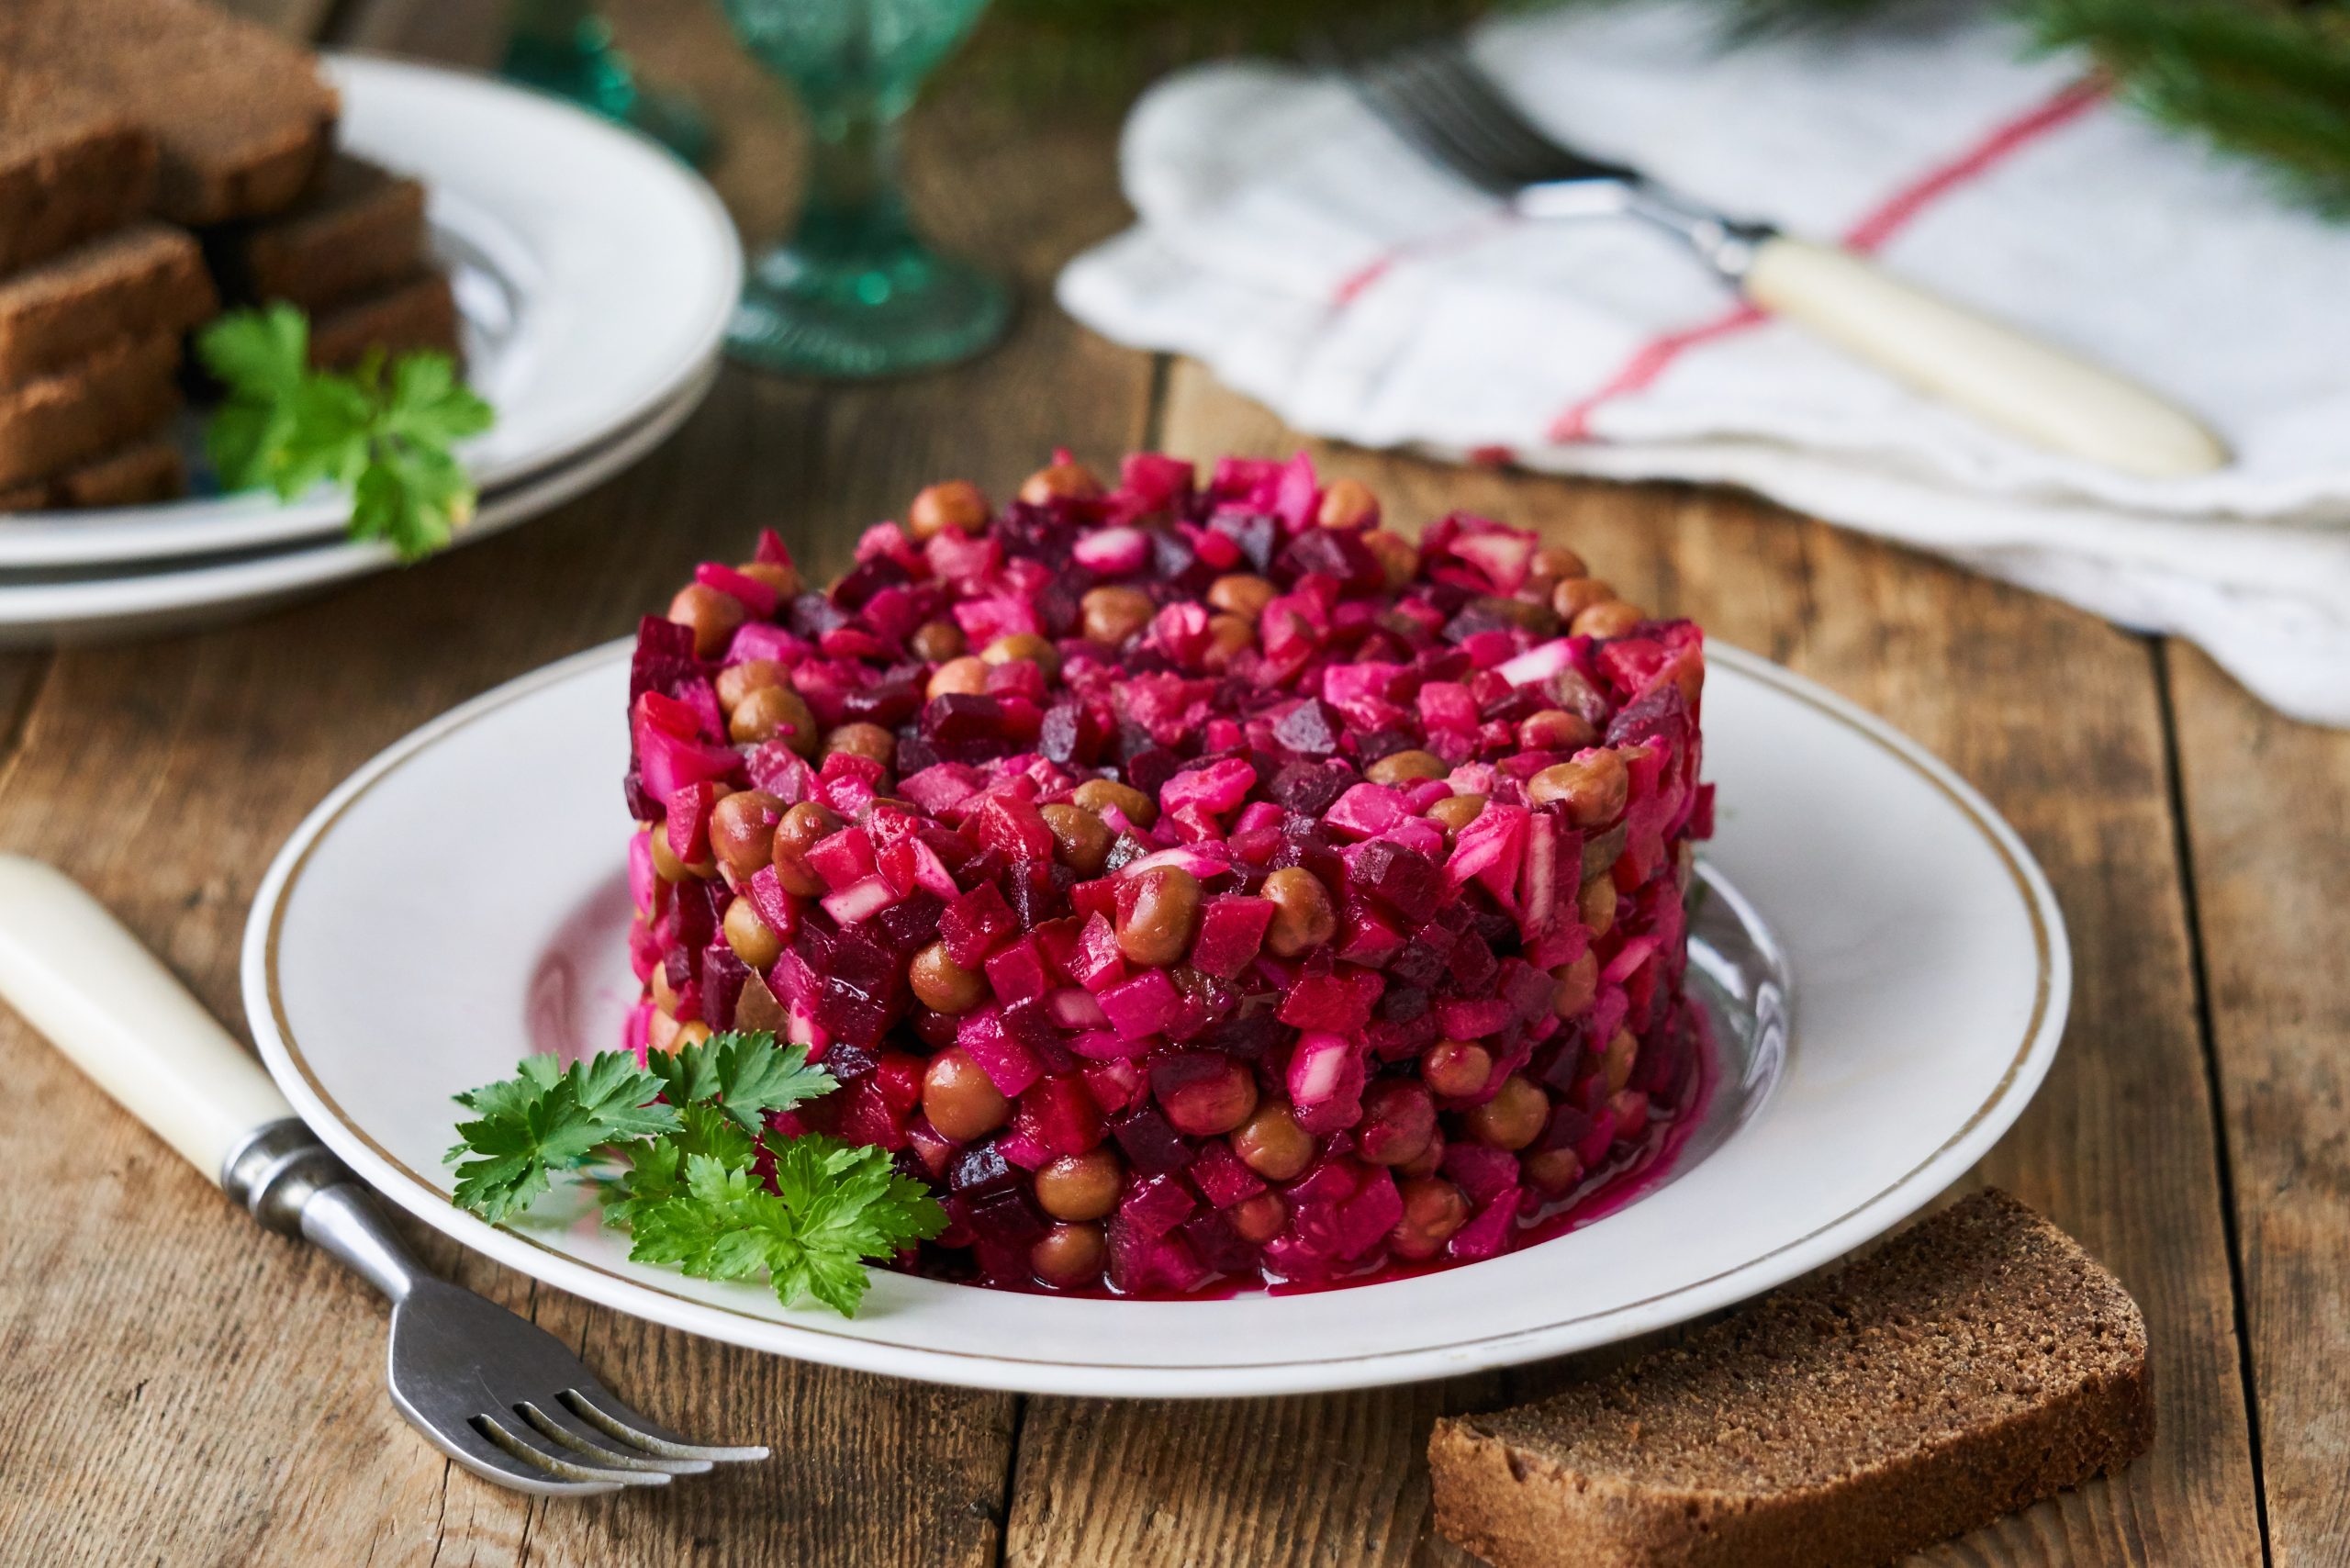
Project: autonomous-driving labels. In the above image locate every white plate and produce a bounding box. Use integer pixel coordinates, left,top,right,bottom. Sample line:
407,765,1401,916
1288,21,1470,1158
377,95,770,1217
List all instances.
0,53,742,569
243,644,2067,1398
0,361,714,643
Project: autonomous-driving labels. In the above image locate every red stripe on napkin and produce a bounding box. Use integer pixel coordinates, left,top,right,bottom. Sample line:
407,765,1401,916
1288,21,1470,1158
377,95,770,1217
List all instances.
1333,208,1522,306
1545,77,2106,444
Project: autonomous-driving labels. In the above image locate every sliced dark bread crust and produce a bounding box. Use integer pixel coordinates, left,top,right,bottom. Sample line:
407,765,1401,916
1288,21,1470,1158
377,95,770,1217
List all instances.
0,223,218,386
0,335,183,488
308,271,462,371
206,153,430,314
0,64,159,273
1429,1191,2153,1568
4,0,337,225
0,434,185,512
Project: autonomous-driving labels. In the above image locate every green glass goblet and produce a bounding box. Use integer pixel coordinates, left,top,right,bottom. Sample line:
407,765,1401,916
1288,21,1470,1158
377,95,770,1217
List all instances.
716,0,1011,379
502,0,715,167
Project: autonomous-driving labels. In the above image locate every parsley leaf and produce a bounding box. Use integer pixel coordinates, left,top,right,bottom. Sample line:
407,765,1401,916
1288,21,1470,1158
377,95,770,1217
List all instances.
619,1136,946,1316
448,1034,942,1317
197,305,494,563
643,1030,838,1134
445,1051,677,1224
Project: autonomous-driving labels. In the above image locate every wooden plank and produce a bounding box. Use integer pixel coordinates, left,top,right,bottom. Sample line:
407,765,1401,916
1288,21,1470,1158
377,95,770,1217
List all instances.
219,0,339,39
999,362,2264,1567
2167,642,2349,1568
0,7,1152,1566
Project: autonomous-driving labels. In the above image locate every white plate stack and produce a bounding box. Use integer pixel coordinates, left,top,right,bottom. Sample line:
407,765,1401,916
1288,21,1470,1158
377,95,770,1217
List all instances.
0,57,743,643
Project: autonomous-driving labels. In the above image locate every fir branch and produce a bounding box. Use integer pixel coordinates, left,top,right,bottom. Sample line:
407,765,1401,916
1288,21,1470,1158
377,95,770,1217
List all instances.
2024,0,2350,216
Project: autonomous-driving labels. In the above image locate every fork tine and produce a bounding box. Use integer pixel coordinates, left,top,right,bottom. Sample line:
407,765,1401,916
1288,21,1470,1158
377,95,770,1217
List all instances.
1351,57,1518,195
518,1399,717,1476
476,1412,673,1488
1385,53,1541,186
1411,47,1580,183
438,1419,632,1497
564,1386,771,1464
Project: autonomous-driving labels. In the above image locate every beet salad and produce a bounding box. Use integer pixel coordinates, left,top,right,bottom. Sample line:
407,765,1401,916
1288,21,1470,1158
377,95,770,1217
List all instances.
624,450,1712,1299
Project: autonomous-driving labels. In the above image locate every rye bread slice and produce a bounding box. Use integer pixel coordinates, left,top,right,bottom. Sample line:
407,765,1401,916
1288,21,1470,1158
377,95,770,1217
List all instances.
0,334,183,489
308,271,462,371
0,223,218,386
1428,1191,2153,1568
0,433,185,512
0,64,160,274
4,0,338,225
206,153,430,314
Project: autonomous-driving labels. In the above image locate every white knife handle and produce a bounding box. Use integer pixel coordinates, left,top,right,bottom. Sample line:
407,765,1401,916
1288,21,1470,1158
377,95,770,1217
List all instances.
0,856,293,1182
1740,235,2229,478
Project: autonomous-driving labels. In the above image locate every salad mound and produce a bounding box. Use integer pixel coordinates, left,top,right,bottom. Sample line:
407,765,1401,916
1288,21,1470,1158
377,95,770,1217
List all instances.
625,451,1712,1298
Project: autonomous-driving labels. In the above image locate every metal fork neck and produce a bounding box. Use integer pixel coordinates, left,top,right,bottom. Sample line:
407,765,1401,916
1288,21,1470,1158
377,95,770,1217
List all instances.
220,1118,421,1304
1515,179,1774,279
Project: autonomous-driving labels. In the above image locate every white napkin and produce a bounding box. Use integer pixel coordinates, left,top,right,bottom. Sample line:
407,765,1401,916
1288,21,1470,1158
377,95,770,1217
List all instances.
1056,1,2350,725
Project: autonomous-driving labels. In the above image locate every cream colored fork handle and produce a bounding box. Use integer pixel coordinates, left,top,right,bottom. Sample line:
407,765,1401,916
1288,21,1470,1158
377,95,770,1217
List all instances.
1740,236,2229,478
0,856,292,1181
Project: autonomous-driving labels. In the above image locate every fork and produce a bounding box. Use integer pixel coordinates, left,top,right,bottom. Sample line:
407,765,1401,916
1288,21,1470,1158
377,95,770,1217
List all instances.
1333,41,2229,479
0,856,768,1496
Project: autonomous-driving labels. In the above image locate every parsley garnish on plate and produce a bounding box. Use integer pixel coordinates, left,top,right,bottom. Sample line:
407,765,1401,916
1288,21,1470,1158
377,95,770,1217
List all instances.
197,303,495,563
444,1032,946,1317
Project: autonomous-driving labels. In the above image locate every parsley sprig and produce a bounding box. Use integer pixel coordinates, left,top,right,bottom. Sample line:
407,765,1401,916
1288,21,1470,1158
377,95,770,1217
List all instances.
444,1032,945,1317
198,304,494,563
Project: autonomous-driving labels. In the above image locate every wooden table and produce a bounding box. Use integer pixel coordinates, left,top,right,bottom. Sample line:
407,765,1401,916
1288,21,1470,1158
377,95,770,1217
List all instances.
1,2,2339,1562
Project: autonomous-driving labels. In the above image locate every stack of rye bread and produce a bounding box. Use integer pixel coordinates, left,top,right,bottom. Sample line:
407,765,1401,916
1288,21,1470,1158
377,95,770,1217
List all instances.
0,0,459,513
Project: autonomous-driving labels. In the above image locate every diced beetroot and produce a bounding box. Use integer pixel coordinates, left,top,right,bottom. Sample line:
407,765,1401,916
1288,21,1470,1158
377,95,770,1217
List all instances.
804,826,877,892
1286,1031,1368,1136
1447,1187,1521,1260
1069,913,1130,992
1160,757,1258,818
1119,1172,1198,1240
1323,782,1407,842
835,1077,910,1151
1110,1104,1192,1174
900,762,985,817
662,781,726,867
941,883,1018,969
1082,1058,1145,1114
1069,1028,1155,1061
966,1187,1050,1249
635,724,739,803
1188,1139,1269,1208
994,1124,1051,1170
984,937,1051,1004
747,865,803,940
1099,969,1181,1039
636,688,711,743
1337,904,1406,968
1435,996,1514,1039
1348,838,1443,924
1190,895,1274,980
1013,1076,1106,1158
1118,452,1195,512
1441,1143,1519,1206
1575,1104,1621,1169
1181,1208,1261,1277
1446,803,1528,902
1278,969,1382,1035
957,1008,1044,1098
972,794,1055,861
1334,1168,1405,1258
1108,1221,1214,1295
